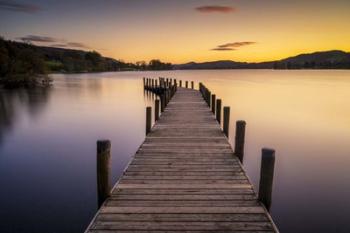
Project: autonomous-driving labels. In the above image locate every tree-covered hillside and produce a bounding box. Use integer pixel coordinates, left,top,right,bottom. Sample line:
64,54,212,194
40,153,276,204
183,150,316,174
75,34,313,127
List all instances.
0,37,173,88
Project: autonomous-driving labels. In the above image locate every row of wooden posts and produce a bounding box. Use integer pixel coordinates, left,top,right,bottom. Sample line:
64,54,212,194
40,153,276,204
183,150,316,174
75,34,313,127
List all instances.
96,79,276,211
199,82,276,211
143,77,194,91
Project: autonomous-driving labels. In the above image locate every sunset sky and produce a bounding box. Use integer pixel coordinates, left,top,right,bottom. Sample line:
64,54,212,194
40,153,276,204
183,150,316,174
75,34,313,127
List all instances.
1,0,350,63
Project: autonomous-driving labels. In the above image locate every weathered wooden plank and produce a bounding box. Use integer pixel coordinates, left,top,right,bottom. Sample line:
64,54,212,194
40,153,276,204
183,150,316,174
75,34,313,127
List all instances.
122,175,247,180
109,194,257,200
123,171,245,176
99,206,266,214
88,230,274,233
105,200,259,207
91,221,273,231
117,184,252,189
95,213,269,222
112,189,255,195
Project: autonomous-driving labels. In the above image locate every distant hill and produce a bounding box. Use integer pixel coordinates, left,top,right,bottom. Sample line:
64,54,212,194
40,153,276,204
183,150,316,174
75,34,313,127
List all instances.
274,50,350,69
175,50,350,70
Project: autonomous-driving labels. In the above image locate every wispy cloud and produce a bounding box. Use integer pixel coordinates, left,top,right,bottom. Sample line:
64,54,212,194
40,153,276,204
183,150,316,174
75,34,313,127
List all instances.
18,35,90,49
195,5,235,14
0,0,41,13
19,35,59,43
65,42,89,49
212,42,256,51
212,47,236,51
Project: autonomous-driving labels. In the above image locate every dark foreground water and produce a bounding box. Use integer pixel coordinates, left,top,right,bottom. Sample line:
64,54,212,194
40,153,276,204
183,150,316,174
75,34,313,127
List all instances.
0,70,349,233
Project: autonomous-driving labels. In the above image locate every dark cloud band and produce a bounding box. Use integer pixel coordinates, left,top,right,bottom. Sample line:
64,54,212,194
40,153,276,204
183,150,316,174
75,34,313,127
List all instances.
195,5,235,13
18,35,89,49
0,0,41,13
212,42,256,51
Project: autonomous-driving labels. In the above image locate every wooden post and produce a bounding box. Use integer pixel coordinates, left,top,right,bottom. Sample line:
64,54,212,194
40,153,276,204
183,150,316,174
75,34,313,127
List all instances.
191,81,194,89
211,94,216,114
155,79,158,88
234,121,246,163
216,99,222,124
146,107,152,135
97,140,111,207
143,77,145,88
223,107,230,137
179,80,182,87
155,99,160,121
258,148,276,211
185,81,188,88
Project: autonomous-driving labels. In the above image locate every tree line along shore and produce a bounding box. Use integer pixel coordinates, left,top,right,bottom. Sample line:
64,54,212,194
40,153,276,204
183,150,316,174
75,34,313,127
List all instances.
1,36,350,88
0,37,172,88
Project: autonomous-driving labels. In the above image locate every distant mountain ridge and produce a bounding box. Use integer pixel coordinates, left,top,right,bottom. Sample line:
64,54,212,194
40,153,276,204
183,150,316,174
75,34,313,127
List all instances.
175,50,350,70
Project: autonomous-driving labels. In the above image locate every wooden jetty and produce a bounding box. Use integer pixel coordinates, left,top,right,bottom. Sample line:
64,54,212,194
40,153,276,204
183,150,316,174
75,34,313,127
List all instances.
85,79,279,233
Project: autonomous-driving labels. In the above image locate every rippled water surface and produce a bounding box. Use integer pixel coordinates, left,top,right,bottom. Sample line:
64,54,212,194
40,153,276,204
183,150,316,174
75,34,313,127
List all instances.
0,70,349,233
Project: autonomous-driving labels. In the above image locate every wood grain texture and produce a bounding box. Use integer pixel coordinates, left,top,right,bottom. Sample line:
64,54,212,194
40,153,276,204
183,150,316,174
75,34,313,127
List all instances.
85,87,279,233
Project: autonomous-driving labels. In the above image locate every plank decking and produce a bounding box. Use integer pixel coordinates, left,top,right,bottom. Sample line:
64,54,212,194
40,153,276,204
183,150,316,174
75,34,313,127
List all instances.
85,87,279,233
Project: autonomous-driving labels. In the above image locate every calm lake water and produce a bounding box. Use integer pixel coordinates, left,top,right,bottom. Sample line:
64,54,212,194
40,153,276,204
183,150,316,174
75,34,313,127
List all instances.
0,70,349,233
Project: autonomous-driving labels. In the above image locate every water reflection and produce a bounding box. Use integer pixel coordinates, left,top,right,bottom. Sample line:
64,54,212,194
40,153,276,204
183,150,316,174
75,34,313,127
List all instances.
0,88,51,146
0,70,349,233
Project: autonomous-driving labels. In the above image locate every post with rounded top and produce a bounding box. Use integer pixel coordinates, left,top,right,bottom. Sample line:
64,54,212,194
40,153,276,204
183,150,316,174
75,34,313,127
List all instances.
234,121,246,163
97,140,111,207
155,99,160,121
223,107,230,137
258,148,276,211
179,80,182,87
185,81,188,88
143,77,145,88
146,107,152,135
216,99,222,124
211,94,216,114
191,81,194,89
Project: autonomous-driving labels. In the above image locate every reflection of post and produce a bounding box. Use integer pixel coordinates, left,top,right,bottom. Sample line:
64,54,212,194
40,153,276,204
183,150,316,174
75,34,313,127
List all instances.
97,140,111,208
207,91,211,107
234,121,246,163
223,107,230,137
216,99,222,124
161,94,165,112
155,99,160,121
258,148,276,211
146,107,152,135
211,94,216,114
